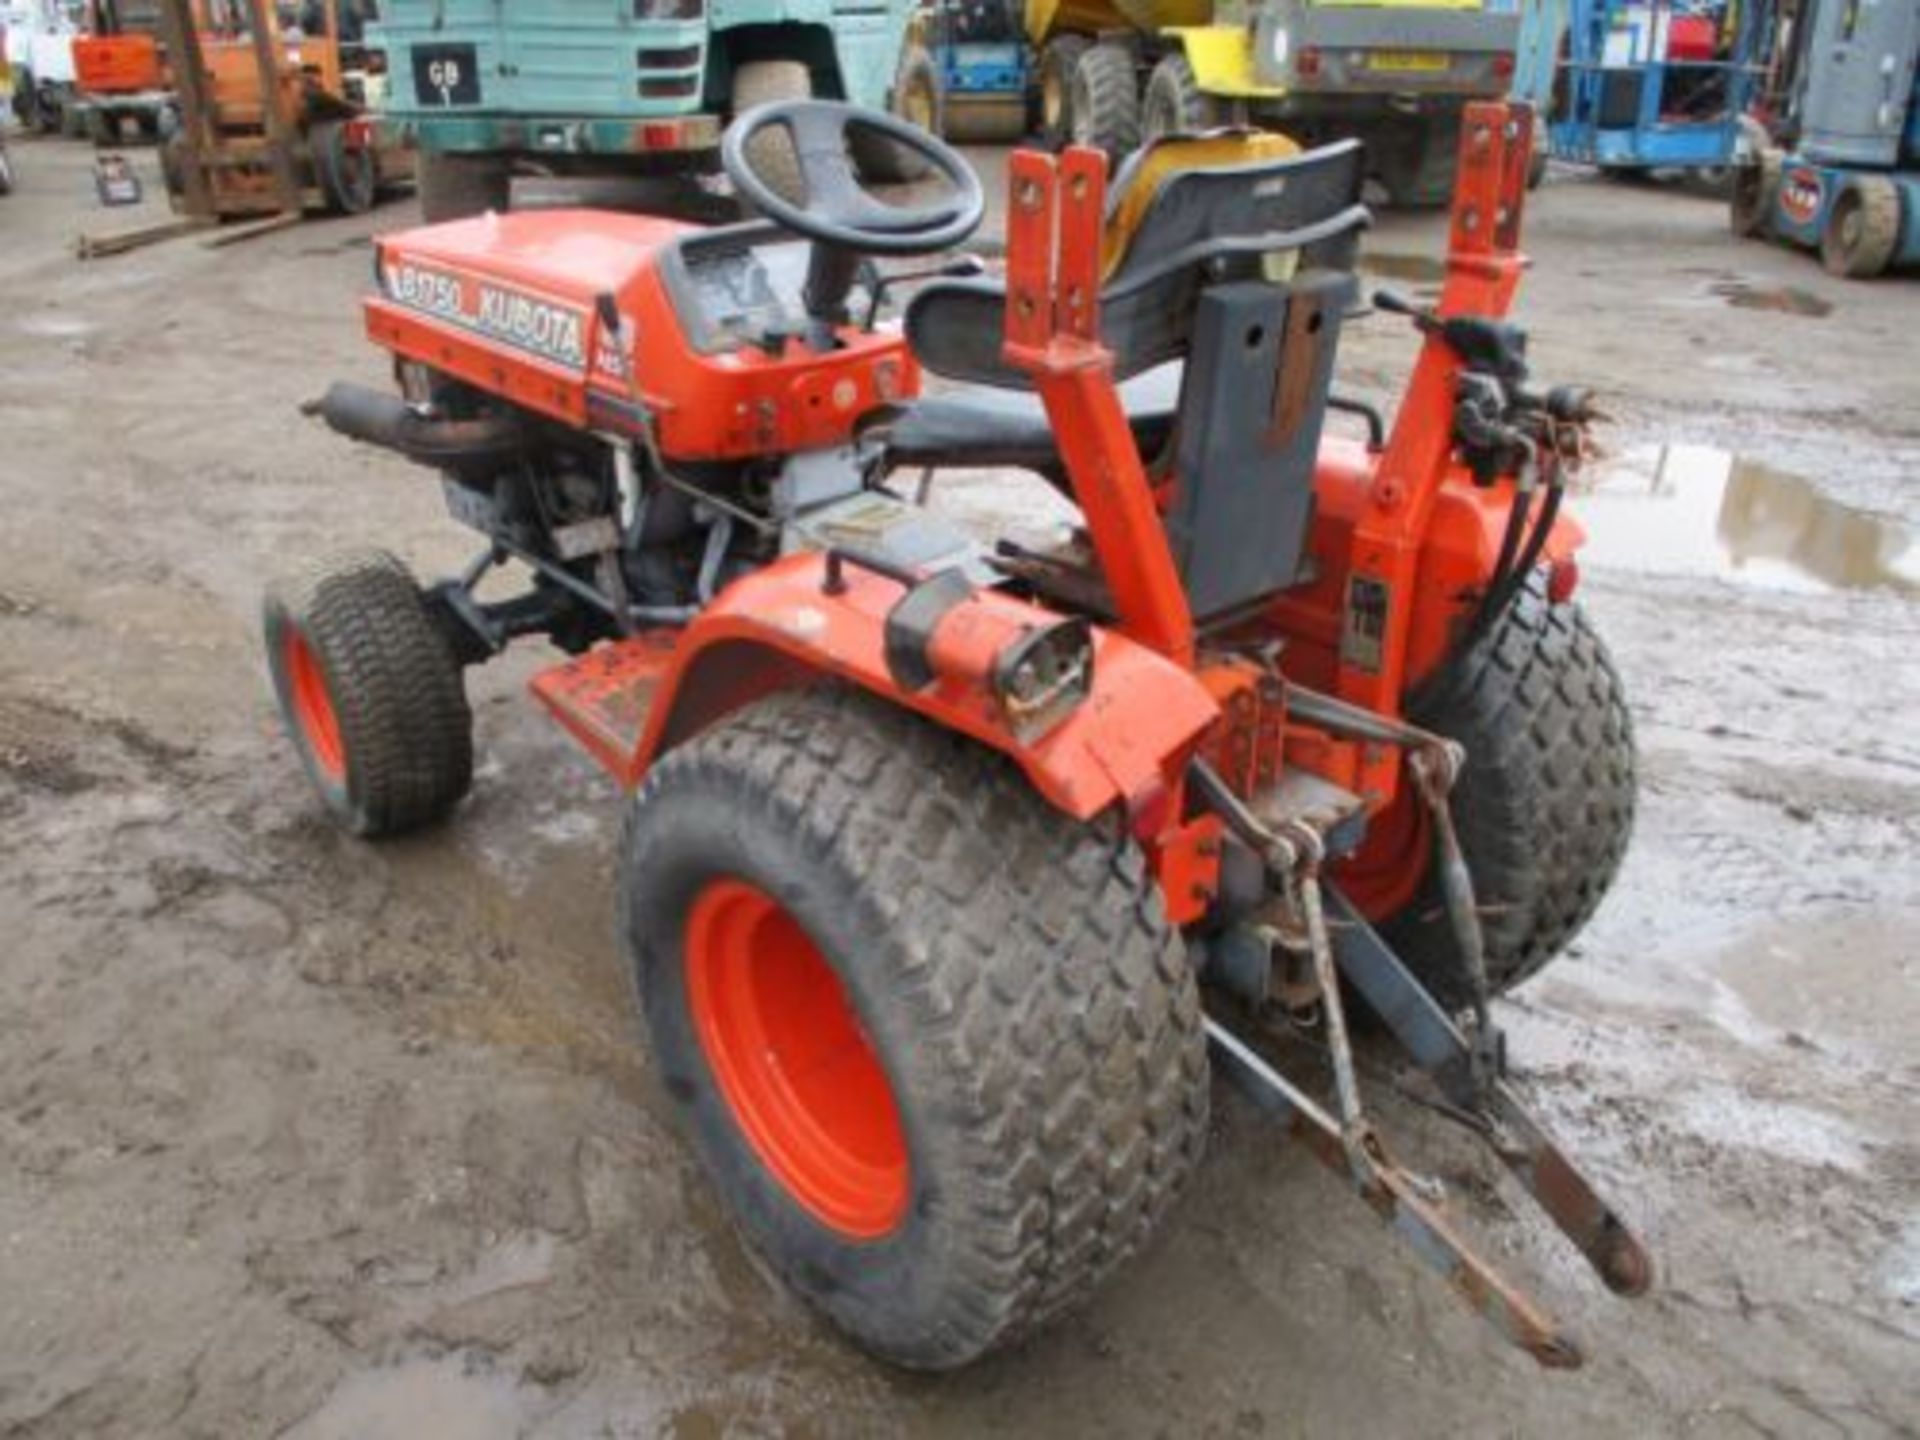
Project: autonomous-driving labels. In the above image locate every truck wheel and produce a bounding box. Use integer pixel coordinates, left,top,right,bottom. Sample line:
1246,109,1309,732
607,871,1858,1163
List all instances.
851,44,937,182
1070,42,1139,161
619,686,1209,1370
0,144,13,197
1038,35,1090,149
1820,177,1902,279
1729,150,1780,237
1374,116,1460,208
417,150,511,222
731,59,812,204
313,120,377,215
263,549,474,838
1358,572,1635,1010
1142,52,1224,143
32,81,65,135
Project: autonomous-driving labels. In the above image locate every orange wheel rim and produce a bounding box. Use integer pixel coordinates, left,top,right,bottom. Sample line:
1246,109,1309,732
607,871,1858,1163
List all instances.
1333,782,1430,920
282,627,346,782
684,879,910,1239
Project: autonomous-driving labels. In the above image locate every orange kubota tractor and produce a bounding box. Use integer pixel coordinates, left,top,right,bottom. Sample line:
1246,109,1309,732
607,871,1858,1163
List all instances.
268,99,1649,1370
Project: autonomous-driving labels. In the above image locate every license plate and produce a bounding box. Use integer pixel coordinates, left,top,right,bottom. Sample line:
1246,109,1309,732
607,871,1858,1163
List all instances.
1367,51,1450,73
412,43,481,106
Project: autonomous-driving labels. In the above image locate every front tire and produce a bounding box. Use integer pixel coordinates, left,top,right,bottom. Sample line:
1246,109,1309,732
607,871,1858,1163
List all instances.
1070,42,1140,162
313,120,377,215
263,549,473,837
1141,52,1225,143
620,687,1210,1369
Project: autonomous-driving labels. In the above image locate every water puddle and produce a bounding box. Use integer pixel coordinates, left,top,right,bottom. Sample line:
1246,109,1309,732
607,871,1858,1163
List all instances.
282,1351,541,1440
1360,250,1446,283
1573,444,1917,597
1709,278,1833,318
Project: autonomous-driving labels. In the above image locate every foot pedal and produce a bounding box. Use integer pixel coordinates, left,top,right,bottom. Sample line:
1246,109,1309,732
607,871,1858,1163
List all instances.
529,630,681,786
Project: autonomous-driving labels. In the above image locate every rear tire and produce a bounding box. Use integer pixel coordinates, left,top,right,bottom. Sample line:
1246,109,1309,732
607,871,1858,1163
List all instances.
1070,42,1140,162
1379,571,1636,1009
263,549,473,837
730,59,812,204
1038,35,1090,149
1821,177,1902,279
416,149,511,222
619,686,1209,1369
0,144,13,197
1141,52,1224,143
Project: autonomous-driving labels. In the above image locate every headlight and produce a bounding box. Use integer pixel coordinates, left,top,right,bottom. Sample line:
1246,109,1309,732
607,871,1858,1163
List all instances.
1270,26,1290,68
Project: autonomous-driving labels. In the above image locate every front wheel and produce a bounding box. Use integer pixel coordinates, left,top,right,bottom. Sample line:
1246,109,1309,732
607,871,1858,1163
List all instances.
313,120,378,215
619,686,1210,1369
1141,52,1226,143
263,549,473,837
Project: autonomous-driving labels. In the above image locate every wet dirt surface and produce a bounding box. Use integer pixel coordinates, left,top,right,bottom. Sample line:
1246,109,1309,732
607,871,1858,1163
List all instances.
1,134,1917,1437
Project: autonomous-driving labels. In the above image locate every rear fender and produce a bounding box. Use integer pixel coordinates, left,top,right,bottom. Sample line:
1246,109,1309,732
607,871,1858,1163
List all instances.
635,552,1220,823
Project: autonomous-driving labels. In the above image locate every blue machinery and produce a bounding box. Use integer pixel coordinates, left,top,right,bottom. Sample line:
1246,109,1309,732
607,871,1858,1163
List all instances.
1517,0,1774,170
1734,0,1919,277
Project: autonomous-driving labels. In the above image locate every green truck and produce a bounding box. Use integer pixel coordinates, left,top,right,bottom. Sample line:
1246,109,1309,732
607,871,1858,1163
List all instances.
371,0,927,220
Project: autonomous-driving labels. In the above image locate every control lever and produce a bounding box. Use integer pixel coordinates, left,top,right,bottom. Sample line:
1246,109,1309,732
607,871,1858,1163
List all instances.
862,254,989,330
1373,288,1529,384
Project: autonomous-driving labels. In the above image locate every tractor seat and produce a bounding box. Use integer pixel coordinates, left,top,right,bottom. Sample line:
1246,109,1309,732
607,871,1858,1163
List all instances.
883,366,1184,475
901,131,1369,390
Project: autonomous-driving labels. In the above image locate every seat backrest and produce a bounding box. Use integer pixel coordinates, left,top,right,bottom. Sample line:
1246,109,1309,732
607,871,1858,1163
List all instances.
905,135,1369,390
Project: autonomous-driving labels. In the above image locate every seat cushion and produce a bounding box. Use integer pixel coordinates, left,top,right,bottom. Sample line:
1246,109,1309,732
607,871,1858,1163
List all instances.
881,367,1184,475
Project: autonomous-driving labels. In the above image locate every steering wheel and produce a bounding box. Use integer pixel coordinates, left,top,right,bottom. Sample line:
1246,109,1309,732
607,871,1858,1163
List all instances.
722,99,985,257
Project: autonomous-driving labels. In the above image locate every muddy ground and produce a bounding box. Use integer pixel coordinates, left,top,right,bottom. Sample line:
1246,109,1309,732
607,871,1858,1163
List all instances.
0,132,1916,1438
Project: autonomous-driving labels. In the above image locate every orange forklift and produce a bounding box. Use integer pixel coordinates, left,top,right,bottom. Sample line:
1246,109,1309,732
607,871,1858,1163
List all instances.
154,0,408,218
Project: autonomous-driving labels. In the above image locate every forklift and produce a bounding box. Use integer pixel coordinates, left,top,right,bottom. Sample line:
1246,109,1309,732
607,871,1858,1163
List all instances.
1732,0,1919,277
1529,0,1775,174
154,0,407,220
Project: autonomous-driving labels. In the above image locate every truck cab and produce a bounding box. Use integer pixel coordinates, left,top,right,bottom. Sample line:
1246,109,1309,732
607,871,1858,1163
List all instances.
371,0,923,220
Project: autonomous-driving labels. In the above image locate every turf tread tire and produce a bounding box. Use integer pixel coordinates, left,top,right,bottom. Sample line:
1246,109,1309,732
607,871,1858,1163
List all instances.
264,549,473,837
1384,571,1635,1008
619,686,1209,1369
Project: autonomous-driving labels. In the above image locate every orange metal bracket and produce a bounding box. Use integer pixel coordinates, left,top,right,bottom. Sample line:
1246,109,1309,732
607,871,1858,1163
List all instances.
1339,102,1536,744
1000,148,1195,668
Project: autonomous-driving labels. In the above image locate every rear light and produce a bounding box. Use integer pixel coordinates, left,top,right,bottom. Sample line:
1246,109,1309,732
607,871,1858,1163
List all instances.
640,121,683,148
1296,47,1322,79
1493,52,1515,81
